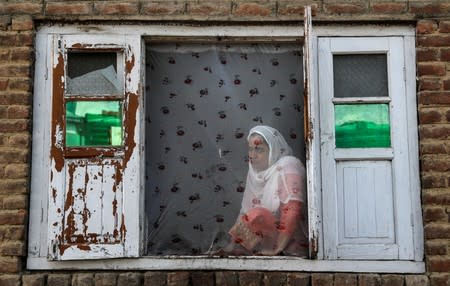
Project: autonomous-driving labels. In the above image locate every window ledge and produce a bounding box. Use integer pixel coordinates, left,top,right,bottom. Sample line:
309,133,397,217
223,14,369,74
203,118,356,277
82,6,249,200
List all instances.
27,257,425,273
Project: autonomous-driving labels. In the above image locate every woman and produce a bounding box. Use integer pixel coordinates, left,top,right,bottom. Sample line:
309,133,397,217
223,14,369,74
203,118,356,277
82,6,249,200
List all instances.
224,125,308,256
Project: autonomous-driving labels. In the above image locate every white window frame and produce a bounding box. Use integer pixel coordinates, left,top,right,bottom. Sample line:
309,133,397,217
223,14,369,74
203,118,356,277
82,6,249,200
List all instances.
27,23,424,273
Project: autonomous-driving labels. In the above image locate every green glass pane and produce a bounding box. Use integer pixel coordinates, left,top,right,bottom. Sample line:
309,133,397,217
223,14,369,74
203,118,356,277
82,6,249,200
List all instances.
335,104,390,148
66,101,122,147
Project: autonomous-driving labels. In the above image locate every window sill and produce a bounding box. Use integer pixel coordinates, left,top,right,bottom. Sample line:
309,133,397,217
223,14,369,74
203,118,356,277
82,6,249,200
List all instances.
27,257,425,273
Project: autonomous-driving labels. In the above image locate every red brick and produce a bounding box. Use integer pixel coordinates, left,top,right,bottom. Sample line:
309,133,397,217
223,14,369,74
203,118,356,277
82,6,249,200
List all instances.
447,110,450,122
0,49,10,61
0,257,21,273
422,158,450,172
46,2,92,16
234,3,273,17
0,241,25,256
410,3,450,16
0,93,31,105
425,240,448,255
94,2,139,15
95,273,118,286
15,33,33,46
22,274,46,286
439,21,450,33
443,80,450,91
0,179,28,195
4,163,28,179
191,272,214,286
0,106,8,119
11,16,33,31
358,274,380,286
442,48,450,61
0,120,29,132
311,273,333,286
418,63,446,76
381,275,403,286
425,223,450,239
0,274,20,286
0,65,30,77
47,274,71,286
8,79,32,92
0,149,28,164
325,3,366,14
0,34,17,46
428,257,450,272
0,225,25,241
419,91,450,105
0,3,42,15
372,3,406,14
405,275,429,286
429,274,449,286
416,20,438,34
72,273,94,286
189,3,230,16
214,272,238,286
8,106,30,119
263,272,286,286
422,190,450,205
334,273,357,286
278,4,318,16
0,210,26,225
3,194,28,209
0,16,11,31
167,272,190,286
418,35,450,47
419,125,450,139
239,271,262,286
419,78,441,91
286,273,309,286
10,48,33,62
8,134,30,147
117,273,142,286
141,2,185,16
419,109,442,123
421,174,447,188
0,79,8,91
423,206,448,222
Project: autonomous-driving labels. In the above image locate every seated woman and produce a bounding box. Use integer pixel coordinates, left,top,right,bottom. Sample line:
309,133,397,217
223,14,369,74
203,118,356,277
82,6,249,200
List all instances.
224,125,308,256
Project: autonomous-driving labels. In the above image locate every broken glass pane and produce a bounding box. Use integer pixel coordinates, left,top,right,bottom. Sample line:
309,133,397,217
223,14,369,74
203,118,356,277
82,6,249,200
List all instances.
66,52,123,95
335,104,390,148
66,101,122,147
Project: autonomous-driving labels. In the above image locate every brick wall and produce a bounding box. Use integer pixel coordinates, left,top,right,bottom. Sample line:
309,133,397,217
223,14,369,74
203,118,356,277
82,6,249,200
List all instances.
0,1,449,285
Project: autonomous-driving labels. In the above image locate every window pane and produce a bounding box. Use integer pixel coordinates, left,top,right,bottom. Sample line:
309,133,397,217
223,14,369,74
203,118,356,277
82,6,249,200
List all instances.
66,52,123,95
66,101,122,147
145,43,308,256
333,54,388,98
335,104,390,148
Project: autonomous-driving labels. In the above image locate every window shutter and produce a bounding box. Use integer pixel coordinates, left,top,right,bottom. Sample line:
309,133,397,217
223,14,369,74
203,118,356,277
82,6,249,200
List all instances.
303,6,321,259
48,34,142,260
319,37,415,260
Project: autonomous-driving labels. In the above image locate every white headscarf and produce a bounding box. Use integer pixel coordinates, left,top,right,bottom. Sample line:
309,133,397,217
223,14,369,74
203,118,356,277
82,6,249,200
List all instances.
240,125,305,214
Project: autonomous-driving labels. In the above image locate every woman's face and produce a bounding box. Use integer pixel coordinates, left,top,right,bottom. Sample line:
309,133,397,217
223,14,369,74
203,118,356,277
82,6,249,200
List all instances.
248,134,269,172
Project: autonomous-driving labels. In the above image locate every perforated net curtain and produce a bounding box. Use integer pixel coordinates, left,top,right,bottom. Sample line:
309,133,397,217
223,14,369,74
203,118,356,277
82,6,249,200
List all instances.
145,43,305,255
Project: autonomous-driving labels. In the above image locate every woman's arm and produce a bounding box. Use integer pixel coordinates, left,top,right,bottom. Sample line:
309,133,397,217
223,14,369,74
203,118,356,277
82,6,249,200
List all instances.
260,200,301,255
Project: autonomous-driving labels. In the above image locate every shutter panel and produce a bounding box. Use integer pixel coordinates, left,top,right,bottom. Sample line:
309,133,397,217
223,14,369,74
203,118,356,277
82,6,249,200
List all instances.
48,34,141,260
303,6,321,259
319,37,414,260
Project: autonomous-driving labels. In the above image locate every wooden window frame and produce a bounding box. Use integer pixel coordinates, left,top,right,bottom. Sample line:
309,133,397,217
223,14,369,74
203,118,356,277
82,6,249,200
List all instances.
28,20,424,272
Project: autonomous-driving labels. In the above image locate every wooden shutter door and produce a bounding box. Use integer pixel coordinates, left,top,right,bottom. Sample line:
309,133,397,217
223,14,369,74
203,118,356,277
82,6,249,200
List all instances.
48,34,142,260
319,37,414,260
